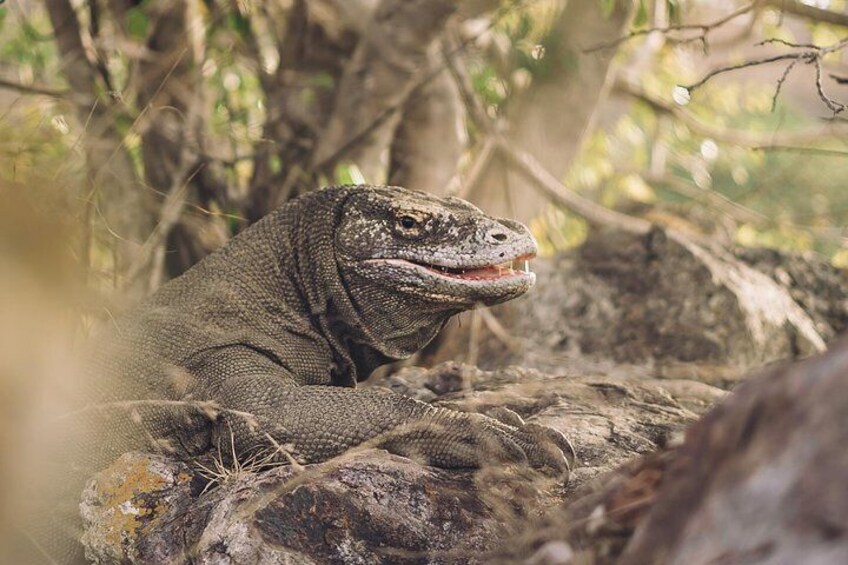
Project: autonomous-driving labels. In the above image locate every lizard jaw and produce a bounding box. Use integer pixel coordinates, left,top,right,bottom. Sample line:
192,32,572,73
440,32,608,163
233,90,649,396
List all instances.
360,253,536,300
389,253,536,282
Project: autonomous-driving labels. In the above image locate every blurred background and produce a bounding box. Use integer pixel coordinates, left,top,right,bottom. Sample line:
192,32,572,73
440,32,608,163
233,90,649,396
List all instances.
3,0,847,303
2,0,848,557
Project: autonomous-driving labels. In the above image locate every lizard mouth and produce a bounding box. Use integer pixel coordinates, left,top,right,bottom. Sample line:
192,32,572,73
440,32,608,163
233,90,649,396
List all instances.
411,253,535,281
369,253,536,282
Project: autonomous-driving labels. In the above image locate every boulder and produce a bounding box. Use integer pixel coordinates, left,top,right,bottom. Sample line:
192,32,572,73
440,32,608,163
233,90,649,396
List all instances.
377,362,724,492
494,337,848,564
621,336,848,564
430,228,841,387
80,363,723,563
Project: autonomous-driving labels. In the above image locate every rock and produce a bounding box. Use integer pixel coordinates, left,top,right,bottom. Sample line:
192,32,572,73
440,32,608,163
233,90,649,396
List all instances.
80,363,724,563
372,362,724,494
80,449,540,564
620,336,848,564
735,246,848,341
430,228,838,387
80,452,199,564
494,336,848,565
492,449,675,565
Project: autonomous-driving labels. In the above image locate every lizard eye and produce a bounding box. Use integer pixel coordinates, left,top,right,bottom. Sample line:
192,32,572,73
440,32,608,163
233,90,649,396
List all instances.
399,215,418,229
393,212,430,238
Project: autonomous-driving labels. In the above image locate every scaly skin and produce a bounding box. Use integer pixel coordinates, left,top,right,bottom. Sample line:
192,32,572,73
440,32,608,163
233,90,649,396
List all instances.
42,186,574,562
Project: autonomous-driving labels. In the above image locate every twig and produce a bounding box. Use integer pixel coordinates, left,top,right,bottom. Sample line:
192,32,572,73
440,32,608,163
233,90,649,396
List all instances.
453,136,497,199
124,139,203,287
753,144,848,157
0,77,70,98
685,52,805,91
466,310,482,366
685,36,848,115
103,33,196,289
585,2,758,53
616,77,848,146
771,59,798,111
479,309,524,354
765,0,848,28
648,173,769,227
442,31,494,135
814,56,845,114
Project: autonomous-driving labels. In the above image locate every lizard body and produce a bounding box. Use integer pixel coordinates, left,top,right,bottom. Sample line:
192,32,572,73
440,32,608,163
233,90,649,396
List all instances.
41,186,573,562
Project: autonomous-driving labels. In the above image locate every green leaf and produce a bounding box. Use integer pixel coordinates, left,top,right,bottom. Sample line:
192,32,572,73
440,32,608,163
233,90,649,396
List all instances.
334,162,366,185
127,8,148,39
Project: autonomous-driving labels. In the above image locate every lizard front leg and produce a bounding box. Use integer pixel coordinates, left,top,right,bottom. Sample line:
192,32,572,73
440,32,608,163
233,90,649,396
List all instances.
218,377,571,475
200,351,572,475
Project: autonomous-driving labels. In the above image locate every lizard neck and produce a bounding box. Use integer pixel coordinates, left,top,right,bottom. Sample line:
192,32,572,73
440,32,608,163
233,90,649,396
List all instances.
286,189,452,381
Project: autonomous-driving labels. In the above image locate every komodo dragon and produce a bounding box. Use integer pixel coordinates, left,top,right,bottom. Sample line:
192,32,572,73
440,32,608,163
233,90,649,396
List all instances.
37,185,574,562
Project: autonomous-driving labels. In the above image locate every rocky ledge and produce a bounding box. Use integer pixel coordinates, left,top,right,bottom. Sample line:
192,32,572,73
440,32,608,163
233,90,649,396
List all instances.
80,363,722,564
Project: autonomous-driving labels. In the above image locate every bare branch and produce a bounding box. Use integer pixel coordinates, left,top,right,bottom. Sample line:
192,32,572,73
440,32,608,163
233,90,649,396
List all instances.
753,144,848,157
0,77,70,98
814,56,845,114
684,52,804,91
648,173,769,227
44,0,100,101
585,2,758,53
496,137,652,235
442,32,494,135
616,77,848,147
765,0,848,28
771,59,798,111
454,137,497,199
685,36,848,115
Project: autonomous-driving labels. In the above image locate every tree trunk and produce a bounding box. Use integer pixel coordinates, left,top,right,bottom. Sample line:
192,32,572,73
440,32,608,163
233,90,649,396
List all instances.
388,45,466,194
310,0,458,181
468,0,635,222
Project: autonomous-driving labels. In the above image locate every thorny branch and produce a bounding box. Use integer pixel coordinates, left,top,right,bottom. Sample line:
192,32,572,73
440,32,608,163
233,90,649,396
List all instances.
685,36,848,115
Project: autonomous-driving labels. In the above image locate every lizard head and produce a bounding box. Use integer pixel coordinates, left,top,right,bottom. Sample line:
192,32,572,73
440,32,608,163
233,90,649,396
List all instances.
335,186,537,309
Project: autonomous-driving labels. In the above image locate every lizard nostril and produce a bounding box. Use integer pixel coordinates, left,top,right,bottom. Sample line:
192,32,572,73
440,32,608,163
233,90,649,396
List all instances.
491,232,508,242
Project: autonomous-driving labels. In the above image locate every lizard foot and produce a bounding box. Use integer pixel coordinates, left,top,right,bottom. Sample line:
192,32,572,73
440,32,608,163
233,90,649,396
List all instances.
479,406,576,477
380,409,574,480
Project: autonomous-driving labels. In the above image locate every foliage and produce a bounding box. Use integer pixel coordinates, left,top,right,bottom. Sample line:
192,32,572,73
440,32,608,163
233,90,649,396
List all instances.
0,0,846,279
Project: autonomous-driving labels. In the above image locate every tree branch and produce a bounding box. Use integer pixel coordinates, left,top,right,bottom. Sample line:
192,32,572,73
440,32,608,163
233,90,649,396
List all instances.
765,0,848,27
615,77,848,147
684,36,848,115
0,77,70,98
497,137,652,235
44,0,100,101
585,2,758,52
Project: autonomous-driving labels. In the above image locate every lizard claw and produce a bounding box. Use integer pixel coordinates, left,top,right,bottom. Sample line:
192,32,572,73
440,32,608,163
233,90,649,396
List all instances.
484,406,526,427
516,423,575,477
379,407,575,480
470,413,575,479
